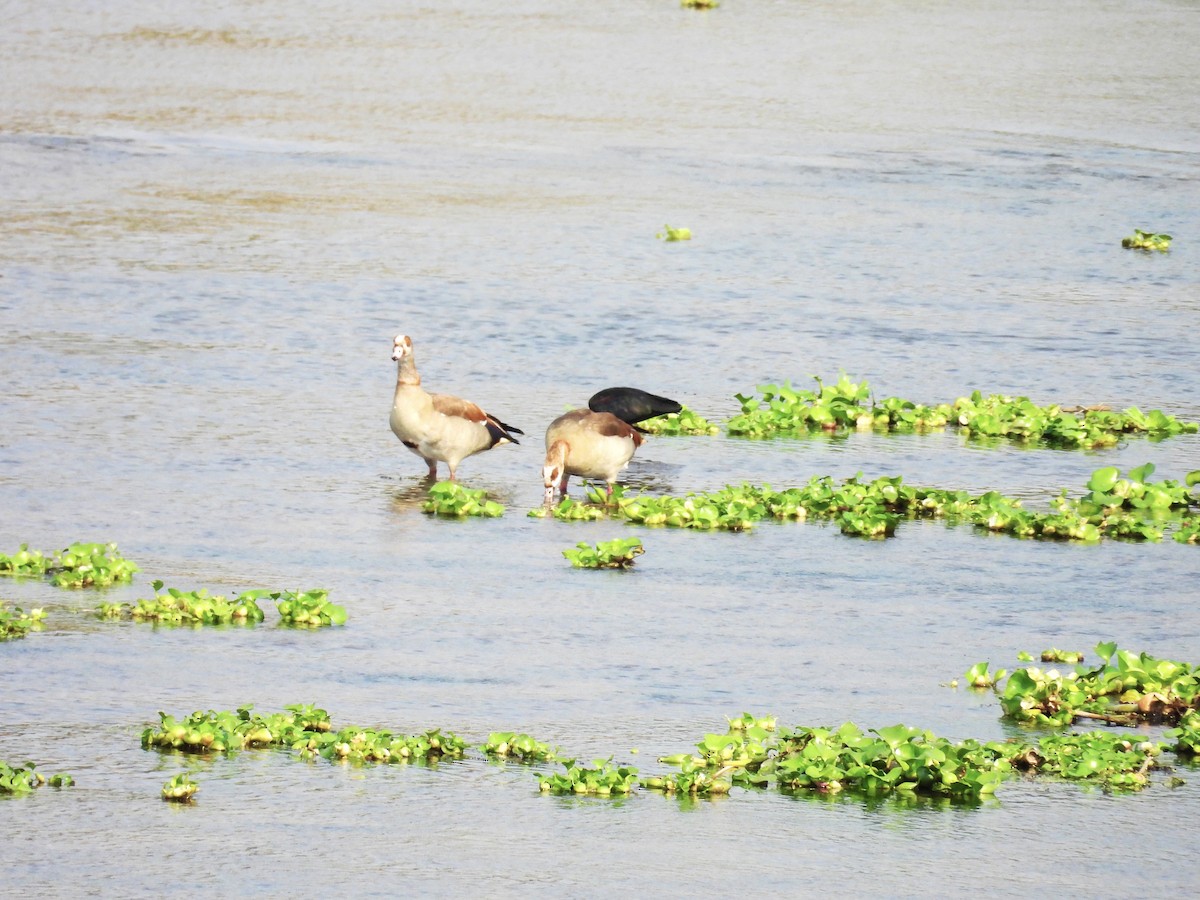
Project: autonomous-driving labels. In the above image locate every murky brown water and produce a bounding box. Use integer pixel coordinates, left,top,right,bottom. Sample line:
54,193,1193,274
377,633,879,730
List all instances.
3,0,1199,894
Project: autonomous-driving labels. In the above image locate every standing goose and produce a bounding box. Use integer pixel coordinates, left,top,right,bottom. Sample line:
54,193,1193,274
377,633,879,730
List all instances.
588,387,682,432
543,408,644,503
390,334,522,481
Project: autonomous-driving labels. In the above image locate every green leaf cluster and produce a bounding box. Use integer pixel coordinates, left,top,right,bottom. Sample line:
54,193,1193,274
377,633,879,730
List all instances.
972,642,1200,727
532,495,610,521
562,537,644,568
770,723,1012,800
656,224,692,241
161,773,198,802
422,481,504,517
142,705,464,766
273,589,346,627
723,376,1195,448
727,375,882,436
1026,732,1163,789
637,405,719,436
299,726,466,764
0,544,50,576
0,541,138,587
1,759,74,794
1122,229,1172,251
141,705,330,754
0,603,46,640
1168,710,1200,756
649,712,1171,800
537,757,638,796
952,393,1194,448
482,732,558,762
101,580,266,627
606,465,1200,542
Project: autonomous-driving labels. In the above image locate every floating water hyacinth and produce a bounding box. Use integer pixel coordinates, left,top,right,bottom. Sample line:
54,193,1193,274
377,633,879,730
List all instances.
1122,229,1171,251
562,537,644,568
656,224,692,241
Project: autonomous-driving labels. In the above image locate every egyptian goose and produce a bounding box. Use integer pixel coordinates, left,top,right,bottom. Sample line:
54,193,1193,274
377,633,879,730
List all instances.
588,387,681,431
543,408,644,502
389,334,522,481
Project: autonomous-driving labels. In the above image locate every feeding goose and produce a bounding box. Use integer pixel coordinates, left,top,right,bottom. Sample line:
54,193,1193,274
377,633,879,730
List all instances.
543,408,644,503
389,334,522,481
588,386,682,431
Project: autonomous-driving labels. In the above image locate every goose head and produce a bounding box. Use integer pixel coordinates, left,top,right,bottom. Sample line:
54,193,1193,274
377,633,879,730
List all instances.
392,334,413,362
543,440,568,503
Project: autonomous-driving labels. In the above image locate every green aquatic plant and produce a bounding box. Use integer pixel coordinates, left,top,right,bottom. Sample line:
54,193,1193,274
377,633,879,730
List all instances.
1122,229,1172,252
103,580,266,626
141,705,465,770
975,642,1200,728
727,375,874,437
142,704,333,754
161,773,198,802
641,755,733,796
562,536,644,568
47,542,140,587
0,544,50,577
770,723,1011,800
725,377,1195,448
1,759,74,794
1041,648,1085,664
529,495,610,521
1168,710,1200,756
643,712,1182,801
637,405,719,436
952,393,1195,448
482,732,558,762
656,224,692,241
308,726,466,764
611,465,1200,543
422,481,504,517
963,662,1008,689
272,589,346,627
1023,732,1164,791
1,542,138,587
1176,518,1200,544
537,757,638,796
0,603,45,640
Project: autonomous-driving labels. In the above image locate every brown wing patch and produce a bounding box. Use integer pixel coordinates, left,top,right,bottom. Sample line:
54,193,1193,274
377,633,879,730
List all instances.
429,393,488,423
590,412,640,441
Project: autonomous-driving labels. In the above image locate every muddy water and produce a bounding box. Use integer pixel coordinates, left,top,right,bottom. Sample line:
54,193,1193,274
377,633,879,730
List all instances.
2,0,1200,895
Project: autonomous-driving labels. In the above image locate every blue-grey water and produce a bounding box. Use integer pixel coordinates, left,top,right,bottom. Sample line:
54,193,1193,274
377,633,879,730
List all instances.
2,0,1199,895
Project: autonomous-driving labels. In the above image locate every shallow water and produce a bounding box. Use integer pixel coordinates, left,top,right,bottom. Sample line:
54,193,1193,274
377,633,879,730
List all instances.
2,0,1200,895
